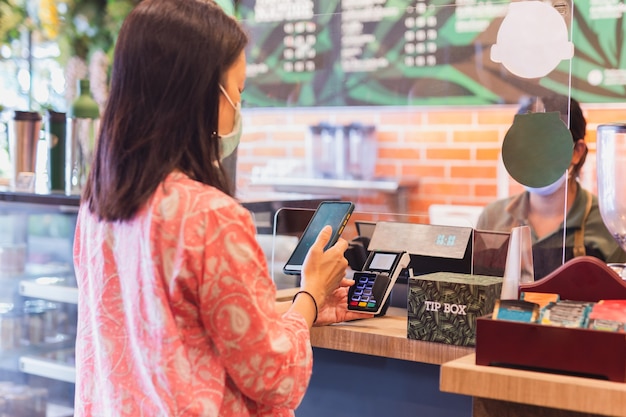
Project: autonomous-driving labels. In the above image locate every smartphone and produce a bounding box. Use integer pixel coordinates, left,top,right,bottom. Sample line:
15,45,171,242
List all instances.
283,201,355,275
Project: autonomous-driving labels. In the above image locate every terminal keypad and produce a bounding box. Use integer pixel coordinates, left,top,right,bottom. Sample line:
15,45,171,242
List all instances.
348,272,390,312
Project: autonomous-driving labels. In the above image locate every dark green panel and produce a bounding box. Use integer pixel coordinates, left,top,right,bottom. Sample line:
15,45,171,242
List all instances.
237,0,626,107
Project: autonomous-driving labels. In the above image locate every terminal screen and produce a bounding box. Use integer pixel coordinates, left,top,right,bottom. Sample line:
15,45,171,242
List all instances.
368,252,397,271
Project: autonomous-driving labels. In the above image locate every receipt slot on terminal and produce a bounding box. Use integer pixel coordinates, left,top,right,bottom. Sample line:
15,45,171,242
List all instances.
347,251,410,315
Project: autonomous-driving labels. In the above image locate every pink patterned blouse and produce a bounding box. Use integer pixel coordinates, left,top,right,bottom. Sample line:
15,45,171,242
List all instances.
73,172,313,416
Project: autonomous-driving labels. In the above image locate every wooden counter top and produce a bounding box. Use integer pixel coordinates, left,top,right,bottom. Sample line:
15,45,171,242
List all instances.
309,307,473,364
276,287,473,365
440,353,626,417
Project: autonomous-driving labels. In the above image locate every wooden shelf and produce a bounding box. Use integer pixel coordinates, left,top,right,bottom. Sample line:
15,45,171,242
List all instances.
441,257,626,417
476,256,626,382
441,354,626,417
250,177,412,194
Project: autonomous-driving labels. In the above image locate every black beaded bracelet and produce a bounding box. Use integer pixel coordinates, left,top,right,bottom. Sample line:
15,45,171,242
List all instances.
292,290,318,323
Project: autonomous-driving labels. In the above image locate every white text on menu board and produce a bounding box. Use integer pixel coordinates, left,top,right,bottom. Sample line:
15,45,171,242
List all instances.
588,0,626,19
252,0,316,74
403,0,438,68
341,0,395,72
253,0,314,22
586,0,626,87
454,0,508,33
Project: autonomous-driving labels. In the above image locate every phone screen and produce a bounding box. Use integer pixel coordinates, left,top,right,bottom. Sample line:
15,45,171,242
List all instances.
283,201,354,275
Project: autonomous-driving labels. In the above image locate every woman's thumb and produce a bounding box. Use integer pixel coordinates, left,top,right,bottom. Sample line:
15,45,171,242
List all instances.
312,225,333,251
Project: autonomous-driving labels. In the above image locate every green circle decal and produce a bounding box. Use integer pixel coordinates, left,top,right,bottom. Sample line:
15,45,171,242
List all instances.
502,112,573,188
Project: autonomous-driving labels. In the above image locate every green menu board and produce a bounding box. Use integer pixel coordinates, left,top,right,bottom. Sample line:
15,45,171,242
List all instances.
237,0,626,107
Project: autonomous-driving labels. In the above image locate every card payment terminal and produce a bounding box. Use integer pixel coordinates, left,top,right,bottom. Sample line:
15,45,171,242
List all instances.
347,251,410,315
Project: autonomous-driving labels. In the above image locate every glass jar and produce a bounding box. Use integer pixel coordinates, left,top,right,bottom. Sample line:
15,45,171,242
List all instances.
22,305,44,345
0,302,21,350
67,79,100,195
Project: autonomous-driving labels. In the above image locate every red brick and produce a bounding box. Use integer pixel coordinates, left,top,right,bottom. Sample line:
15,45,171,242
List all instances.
425,111,473,125
245,112,291,125
450,165,497,179
250,147,289,157
353,193,388,206
379,111,424,125
375,164,399,178
292,147,306,158
377,131,401,143
291,113,333,125
407,199,432,215
453,130,500,143
237,162,258,172
233,104,626,217
426,148,471,160
476,107,517,125
401,165,445,178
404,130,448,143
335,113,380,125
475,183,499,198
420,181,472,196
378,147,421,160
585,129,597,144
242,132,269,142
476,147,501,161
584,108,626,124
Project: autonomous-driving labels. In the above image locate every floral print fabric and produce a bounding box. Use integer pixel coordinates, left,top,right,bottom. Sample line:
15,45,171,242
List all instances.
73,172,313,416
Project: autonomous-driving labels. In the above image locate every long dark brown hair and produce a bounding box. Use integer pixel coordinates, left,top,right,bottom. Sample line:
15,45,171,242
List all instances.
83,0,249,221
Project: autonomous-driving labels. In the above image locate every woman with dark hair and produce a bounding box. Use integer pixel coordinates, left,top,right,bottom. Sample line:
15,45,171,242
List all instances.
73,0,368,415
477,94,626,279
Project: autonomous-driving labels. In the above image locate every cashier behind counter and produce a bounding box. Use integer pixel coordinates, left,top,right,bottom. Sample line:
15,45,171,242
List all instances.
476,95,626,279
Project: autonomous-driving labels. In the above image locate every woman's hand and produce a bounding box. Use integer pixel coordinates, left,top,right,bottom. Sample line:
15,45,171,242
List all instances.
314,278,374,326
300,225,349,309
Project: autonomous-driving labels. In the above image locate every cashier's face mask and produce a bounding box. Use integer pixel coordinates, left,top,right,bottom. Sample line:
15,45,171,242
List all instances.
524,170,568,196
218,84,242,160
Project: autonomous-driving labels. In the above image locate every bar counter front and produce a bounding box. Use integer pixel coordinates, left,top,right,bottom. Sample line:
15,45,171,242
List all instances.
276,289,474,417
278,283,626,417
286,257,626,417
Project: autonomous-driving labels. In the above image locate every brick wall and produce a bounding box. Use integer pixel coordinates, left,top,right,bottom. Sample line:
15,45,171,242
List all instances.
237,104,626,216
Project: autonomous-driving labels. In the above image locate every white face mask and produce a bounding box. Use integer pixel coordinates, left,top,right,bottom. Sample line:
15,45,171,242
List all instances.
524,171,568,196
218,84,242,160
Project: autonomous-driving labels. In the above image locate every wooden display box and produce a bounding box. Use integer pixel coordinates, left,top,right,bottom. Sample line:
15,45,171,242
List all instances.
475,257,626,382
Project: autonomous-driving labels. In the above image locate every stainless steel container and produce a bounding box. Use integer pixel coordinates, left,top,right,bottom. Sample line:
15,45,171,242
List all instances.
7,111,42,191
307,123,345,179
344,123,377,180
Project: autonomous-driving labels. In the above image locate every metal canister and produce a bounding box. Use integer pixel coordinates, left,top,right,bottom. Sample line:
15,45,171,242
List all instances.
7,111,42,192
45,110,67,192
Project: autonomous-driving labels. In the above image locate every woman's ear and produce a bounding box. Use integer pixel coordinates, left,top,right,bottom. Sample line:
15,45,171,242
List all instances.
570,139,588,177
572,139,587,165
